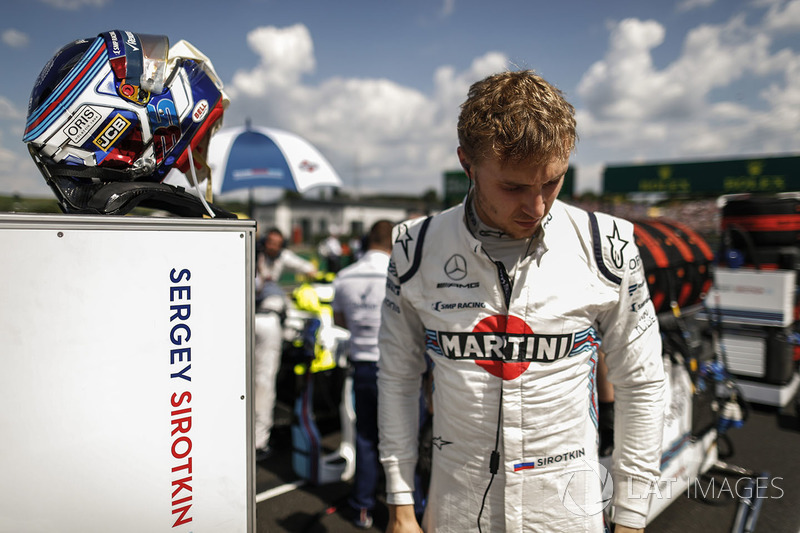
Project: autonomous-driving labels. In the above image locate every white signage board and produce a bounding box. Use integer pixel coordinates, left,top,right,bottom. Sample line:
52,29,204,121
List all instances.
0,214,255,533
706,267,796,326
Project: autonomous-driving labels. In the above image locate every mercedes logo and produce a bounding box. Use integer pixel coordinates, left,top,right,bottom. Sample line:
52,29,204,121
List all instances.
444,254,468,281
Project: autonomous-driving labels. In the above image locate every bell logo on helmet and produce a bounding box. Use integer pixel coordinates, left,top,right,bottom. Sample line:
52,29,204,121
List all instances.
192,100,209,123
93,113,131,151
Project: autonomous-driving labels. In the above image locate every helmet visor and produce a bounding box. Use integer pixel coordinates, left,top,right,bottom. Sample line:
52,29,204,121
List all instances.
101,31,169,94
138,34,169,93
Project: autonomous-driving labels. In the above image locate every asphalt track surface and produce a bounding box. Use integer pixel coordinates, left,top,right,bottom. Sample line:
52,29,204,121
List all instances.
255,388,800,533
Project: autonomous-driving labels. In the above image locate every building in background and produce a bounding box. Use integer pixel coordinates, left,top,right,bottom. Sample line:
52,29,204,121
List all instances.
251,196,434,244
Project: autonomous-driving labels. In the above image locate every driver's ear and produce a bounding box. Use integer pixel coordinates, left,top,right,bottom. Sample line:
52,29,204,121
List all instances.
457,146,472,180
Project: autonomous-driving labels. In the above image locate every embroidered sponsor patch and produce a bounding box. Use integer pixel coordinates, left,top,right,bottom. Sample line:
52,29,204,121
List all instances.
606,221,629,269
395,223,414,261
425,317,600,380
431,301,485,312
436,281,479,289
443,254,467,280
514,448,586,471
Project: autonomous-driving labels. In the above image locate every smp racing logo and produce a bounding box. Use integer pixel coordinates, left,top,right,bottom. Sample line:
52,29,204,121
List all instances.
425,315,599,380
431,301,485,312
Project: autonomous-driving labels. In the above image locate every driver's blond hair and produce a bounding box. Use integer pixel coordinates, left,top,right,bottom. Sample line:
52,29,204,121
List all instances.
457,70,576,165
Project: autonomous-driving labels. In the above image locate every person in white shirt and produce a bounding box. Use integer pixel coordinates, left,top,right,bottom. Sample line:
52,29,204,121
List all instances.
256,228,318,310
254,228,316,461
318,232,344,273
332,220,394,529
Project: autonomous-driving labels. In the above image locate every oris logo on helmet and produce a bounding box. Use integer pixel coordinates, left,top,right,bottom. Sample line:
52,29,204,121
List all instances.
62,106,103,145
93,113,131,151
192,100,209,123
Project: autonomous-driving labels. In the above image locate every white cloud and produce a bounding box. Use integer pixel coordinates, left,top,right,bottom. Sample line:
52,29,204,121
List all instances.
578,19,674,121
762,0,800,32
0,127,46,196
676,0,716,13
228,24,316,97
37,0,108,9
225,24,511,196
0,96,50,196
2,29,29,48
573,8,800,187
0,95,24,120
223,13,800,198
441,0,456,17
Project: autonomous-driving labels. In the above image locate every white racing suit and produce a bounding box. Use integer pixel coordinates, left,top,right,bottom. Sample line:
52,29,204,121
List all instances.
378,199,666,532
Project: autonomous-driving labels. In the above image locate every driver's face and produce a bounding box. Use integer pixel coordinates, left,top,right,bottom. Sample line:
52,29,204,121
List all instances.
459,147,568,239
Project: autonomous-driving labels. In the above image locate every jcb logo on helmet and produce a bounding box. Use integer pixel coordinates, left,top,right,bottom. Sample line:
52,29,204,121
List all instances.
93,114,131,151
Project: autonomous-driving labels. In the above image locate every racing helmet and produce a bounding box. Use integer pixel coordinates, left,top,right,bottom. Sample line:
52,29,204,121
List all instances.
23,30,234,217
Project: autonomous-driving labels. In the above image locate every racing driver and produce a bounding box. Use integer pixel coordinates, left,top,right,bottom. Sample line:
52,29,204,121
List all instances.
377,70,666,532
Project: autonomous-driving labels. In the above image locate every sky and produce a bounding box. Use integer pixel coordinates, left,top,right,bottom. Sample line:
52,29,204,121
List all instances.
1,0,799,200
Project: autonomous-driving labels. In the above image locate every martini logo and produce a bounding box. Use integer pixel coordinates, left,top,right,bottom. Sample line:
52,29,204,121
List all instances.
428,315,566,380
426,319,599,380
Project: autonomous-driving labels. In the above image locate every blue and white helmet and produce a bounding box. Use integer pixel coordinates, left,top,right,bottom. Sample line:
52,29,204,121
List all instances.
23,30,233,217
